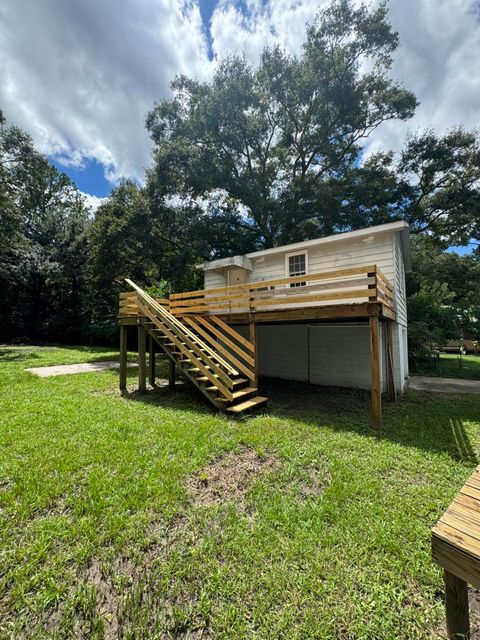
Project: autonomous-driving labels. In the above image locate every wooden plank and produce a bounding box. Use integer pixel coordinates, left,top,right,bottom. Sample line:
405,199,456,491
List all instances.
369,315,382,429
169,359,175,388
119,325,128,391
138,324,146,393
149,335,155,387
170,265,377,299
385,320,396,401
137,300,233,400
444,569,470,640
226,395,268,414
460,485,480,503
433,521,480,558
208,315,254,352
184,317,255,382
125,279,237,376
249,320,258,388
133,291,238,383
252,288,373,309
191,316,254,367
441,511,480,545
433,535,480,589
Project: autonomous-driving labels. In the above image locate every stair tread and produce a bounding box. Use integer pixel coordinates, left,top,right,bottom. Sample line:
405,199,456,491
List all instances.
227,396,269,414
218,386,257,402
206,378,247,392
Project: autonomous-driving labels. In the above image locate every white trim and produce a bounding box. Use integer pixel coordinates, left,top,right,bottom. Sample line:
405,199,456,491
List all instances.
285,249,308,286
246,221,409,260
196,221,411,273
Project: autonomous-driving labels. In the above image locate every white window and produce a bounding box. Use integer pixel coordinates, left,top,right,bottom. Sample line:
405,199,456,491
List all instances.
286,250,308,287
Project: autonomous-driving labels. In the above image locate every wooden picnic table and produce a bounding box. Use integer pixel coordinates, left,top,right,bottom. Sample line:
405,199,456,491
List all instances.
432,465,480,639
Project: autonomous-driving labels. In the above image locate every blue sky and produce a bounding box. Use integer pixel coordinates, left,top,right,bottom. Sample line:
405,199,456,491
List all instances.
1,0,479,247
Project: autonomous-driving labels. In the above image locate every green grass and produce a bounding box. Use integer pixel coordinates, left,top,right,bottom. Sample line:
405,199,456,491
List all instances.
1,344,480,638
411,353,480,379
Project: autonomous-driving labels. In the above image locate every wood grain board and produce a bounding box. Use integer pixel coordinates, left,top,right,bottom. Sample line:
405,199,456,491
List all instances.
432,466,480,589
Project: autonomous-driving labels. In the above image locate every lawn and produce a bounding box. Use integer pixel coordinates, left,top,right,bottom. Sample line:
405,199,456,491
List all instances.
1,345,480,639
411,353,480,379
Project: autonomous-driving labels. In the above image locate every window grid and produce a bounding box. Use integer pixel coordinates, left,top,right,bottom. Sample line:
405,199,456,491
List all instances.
288,253,306,287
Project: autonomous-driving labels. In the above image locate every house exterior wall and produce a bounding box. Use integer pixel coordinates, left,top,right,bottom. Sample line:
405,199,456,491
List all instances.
248,231,396,287
231,322,403,393
204,226,409,393
204,270,227,289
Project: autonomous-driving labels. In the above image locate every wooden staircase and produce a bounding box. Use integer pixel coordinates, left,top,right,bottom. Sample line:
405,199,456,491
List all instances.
126,280,268,414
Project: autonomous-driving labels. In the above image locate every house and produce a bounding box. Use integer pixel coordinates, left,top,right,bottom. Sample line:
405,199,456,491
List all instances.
119,220,411,428
195,220,410,390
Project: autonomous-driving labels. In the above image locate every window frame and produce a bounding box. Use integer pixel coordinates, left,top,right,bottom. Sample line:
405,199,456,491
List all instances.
285,250,308,287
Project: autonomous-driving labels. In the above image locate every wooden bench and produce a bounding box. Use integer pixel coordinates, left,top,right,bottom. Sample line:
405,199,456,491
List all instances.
432,465,480,639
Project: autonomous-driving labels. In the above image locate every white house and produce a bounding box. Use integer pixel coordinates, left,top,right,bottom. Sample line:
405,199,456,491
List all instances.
195,220,411,395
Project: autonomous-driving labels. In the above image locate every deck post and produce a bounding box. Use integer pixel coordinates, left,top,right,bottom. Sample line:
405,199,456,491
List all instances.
169,359,176,388
249,317,258,388
385,320,396,401
119,324,128,391
369,315,382,429
138,323,146,393
444,570,470,639
148,335,155,387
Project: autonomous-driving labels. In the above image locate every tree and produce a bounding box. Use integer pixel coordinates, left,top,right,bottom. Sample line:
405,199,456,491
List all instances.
146,0,417,249
0,110,90,341
400,128,480,245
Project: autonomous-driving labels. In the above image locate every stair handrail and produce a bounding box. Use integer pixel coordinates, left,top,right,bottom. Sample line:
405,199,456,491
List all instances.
125,280,238,380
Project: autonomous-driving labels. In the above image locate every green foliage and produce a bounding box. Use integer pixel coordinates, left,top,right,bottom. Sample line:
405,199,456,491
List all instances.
146,0,416,247
0,111,91,342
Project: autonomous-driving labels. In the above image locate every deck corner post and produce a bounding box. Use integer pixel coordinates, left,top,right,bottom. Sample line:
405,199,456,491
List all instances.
369,314,382,430
385,320,396,402
444,569,470,639
169,359,176,388
249,316,258,388
119,324,128,391
138,323,146,393
149,335,155,387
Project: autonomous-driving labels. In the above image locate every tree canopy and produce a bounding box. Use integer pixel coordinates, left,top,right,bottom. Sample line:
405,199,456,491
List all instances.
1,0,479,352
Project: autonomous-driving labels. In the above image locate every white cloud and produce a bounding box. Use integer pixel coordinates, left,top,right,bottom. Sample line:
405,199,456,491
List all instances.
80,192,107,214
0,0,479,191
0,0,210,184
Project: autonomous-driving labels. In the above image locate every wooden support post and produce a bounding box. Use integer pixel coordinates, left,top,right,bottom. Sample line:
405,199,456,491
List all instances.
444,570,470,639
149,335,155,387
249,318,258,388
119,324,128,391
385,320,396,402
138,323,146,393
169,359,176,388
369,315,382,430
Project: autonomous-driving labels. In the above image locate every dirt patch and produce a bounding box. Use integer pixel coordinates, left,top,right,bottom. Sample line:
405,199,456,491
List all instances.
186,447,282,508
294,464,330,501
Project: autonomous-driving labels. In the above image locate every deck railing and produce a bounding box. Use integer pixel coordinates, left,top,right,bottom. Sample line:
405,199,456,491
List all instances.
168,265,395,316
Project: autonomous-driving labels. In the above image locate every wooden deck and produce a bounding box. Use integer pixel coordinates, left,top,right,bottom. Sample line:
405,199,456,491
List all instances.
118,264,397,428
432,465,480,638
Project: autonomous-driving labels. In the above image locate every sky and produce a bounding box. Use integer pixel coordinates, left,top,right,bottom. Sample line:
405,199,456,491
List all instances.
1,0,480,217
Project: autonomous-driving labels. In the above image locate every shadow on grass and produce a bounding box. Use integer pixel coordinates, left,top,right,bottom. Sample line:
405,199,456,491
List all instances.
118,371,480,464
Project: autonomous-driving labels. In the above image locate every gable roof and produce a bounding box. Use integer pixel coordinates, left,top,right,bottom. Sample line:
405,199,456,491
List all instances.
197,221,411,273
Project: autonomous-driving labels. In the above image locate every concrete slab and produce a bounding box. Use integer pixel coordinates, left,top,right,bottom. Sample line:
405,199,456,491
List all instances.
409,376,480,394
25,361,138,378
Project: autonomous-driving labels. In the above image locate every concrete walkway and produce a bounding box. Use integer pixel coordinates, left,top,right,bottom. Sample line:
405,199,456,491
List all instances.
409,376,480,394
26,361,137,378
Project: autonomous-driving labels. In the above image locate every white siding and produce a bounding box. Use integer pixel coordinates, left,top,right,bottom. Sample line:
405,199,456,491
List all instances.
393,234,407,326
309,324,386,391
248,232,395,287
257,325,309,381
204,270,226,290
233,322,391,391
